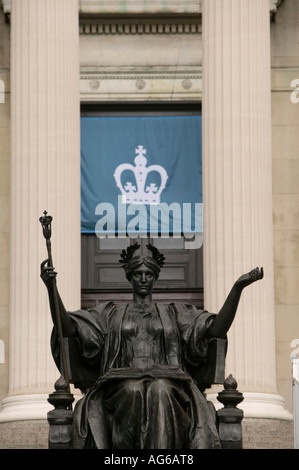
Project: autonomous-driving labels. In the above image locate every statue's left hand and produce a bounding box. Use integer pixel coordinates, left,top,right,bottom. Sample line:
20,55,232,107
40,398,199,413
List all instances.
40,258,57,290
235,267,264,290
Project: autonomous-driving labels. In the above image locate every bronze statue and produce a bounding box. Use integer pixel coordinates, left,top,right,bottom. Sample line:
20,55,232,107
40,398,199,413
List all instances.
41,240,263,449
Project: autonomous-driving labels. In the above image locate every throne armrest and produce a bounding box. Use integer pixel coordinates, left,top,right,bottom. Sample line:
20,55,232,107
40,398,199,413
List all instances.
60,337,99,393
188,337,227,392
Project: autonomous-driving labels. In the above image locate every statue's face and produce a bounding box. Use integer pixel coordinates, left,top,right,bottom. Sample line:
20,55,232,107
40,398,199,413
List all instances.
131,263,156,296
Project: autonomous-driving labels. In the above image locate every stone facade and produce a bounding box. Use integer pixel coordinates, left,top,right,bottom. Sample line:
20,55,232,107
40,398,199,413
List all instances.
0,0,298,450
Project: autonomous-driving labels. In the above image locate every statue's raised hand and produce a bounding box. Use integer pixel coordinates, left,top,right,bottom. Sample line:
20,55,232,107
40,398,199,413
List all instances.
235,267,263,290
40,258,57,290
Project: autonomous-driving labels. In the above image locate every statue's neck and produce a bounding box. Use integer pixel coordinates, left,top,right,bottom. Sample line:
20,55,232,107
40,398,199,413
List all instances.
131,293,154,311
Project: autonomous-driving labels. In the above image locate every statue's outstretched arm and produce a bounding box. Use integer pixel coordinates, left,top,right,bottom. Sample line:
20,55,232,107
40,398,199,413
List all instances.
40,259,77,337
206,267,263,338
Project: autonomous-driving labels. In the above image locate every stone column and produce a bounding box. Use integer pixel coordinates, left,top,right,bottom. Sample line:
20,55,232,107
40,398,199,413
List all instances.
202,0,291,420
0,0,80,422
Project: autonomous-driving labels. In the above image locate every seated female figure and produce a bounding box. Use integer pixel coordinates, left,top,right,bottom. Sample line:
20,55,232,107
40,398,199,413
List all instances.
41,243,263,449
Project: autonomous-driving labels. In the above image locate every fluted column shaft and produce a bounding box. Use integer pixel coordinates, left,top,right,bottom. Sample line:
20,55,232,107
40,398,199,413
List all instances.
202,0,290,418
0,0,80,421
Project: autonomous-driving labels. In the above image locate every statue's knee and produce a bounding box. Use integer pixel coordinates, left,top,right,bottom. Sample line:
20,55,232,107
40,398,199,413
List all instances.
147,378,172,397
122,379,144,397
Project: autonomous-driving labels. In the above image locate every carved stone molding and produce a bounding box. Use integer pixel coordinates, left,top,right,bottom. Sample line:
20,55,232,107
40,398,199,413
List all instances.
80,66,202,102
80,19,201,35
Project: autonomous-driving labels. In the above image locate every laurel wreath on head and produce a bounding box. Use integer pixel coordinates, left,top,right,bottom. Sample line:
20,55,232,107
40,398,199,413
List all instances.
119,242,140,266
119,242,165,268
146,243,165,268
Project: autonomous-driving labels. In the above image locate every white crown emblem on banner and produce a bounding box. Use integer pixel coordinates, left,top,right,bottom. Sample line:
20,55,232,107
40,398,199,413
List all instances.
113,145,168,204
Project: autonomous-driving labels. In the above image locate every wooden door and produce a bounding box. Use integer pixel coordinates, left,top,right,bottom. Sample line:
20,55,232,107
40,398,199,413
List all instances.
81,235,203,309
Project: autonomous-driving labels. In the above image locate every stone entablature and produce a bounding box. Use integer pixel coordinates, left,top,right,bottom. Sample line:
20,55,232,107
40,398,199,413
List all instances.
79,12,202,102
0,0,201,16
0,0,283,19
79,0,202,15
80,66,202,102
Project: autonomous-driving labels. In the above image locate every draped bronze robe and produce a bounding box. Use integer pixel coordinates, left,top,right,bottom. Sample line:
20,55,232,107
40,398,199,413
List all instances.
51,302,223,449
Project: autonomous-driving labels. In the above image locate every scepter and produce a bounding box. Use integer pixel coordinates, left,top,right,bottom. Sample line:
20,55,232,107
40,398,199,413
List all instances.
39,211,71,392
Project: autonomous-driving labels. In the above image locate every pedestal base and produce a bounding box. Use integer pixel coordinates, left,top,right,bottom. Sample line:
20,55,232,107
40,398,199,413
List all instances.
0,392,294,449
0,417,294,450
0,420,48,449
0,394,52,423
208,391,293,420
242,418,294,449
0,417,294,449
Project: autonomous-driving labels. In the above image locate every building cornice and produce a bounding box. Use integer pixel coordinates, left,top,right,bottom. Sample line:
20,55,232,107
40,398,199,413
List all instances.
1,0,284,22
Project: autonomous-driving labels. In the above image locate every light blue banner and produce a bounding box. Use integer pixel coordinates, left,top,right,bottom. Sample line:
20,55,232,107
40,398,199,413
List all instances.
81,115,202,236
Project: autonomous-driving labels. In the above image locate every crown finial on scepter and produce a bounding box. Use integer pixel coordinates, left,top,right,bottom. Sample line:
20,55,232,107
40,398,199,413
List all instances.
39,210,53,266
39,210,53,240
